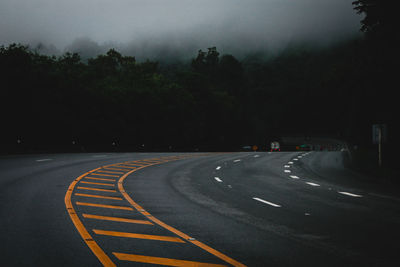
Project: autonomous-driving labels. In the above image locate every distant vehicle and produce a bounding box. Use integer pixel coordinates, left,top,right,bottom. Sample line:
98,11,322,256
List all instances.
299,144,312,151
270,141,280,152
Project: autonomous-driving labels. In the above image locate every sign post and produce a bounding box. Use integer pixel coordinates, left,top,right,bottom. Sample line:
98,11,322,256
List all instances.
372,124,387,167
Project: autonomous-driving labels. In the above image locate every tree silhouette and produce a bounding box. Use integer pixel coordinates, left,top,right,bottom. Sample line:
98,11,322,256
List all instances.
353,0,397,40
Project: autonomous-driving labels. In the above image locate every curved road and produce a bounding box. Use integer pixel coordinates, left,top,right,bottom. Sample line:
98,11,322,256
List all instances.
1,152,399,266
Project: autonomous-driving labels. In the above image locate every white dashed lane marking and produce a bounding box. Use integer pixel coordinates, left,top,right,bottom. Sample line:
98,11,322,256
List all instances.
36,158,53,162
253,197,281,208
306,182,320,187
338,191,362,197
214,177,223,183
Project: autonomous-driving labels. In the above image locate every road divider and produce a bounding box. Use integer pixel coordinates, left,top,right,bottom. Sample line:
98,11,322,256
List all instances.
65,155,246,267
76,186,117,193
80,181,115,187
85,177,116,182
75,193,123,201
76,201,133,211
93,229,185,243
89,173,120,177
83,214,153,225
113,253,226,267
97,170,124,174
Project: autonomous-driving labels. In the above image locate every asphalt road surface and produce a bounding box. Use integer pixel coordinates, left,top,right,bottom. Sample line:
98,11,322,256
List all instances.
1,152,399,266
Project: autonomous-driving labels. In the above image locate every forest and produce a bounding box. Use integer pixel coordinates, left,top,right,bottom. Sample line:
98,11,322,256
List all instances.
0,0,398,159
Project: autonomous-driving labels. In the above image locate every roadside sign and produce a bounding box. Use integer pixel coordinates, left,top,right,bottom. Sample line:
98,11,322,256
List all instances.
372,124,387,144
372,124,387,167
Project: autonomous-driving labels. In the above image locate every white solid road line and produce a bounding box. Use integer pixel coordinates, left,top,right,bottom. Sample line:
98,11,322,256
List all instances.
214,177,223,182
36,159,53,162
338,191,363,197
306,182,320,187
253,197,281,208
216,166,221,170
233,159,241,162
290,175,300,179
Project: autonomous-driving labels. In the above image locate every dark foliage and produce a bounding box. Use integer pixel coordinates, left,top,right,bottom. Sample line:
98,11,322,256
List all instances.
353,0,397,37
0,28,398,156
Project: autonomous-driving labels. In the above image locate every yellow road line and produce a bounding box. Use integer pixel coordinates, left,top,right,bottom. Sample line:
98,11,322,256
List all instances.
97,170,124,174
75,193,123,201
82,214,153,225
64,158,175,267
122,162,146,166
125,161,151,164
115,165,141,169
113,252,227,267
77,186,117,193
76,202,133,211
90,173,120,177
84,177,116,182
80,181,115,187
66,155,242,267
93,229,185,243
65,167,116,267
103,167,130,171
139,160,165,163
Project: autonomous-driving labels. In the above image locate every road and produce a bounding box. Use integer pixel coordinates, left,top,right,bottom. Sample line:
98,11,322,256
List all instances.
1,152,399,266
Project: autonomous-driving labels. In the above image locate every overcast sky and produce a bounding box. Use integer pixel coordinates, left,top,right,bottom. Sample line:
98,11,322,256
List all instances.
0,0,362,58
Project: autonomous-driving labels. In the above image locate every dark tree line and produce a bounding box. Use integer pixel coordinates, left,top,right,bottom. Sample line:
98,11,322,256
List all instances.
1,0,398,156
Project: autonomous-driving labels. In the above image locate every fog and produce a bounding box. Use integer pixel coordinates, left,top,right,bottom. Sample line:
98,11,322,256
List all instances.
0,0,361,59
